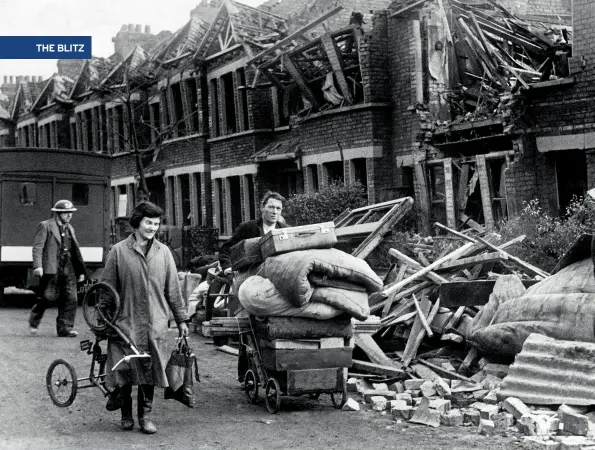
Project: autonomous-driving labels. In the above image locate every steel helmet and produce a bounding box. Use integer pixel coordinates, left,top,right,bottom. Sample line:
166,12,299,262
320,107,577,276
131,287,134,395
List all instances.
51,199,77,212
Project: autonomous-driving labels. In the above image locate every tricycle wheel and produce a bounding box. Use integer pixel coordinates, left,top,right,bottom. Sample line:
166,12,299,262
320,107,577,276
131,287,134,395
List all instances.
83,282,121,334
264,378,281,414
244,369,259,404
308,393,321,400
330,385,347,409
46,359,78,407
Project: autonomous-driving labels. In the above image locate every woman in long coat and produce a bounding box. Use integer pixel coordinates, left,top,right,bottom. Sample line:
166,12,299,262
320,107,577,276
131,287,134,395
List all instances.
101,202,189,434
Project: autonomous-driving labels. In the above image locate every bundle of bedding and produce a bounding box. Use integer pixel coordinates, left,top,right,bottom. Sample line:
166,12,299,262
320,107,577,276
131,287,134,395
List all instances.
234,248,382,320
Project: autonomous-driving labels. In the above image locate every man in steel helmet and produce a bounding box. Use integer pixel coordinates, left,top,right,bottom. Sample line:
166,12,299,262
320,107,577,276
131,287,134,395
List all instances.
29,200,87,337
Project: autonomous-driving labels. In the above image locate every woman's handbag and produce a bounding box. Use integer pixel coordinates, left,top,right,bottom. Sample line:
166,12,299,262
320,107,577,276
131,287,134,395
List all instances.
164,337,200,407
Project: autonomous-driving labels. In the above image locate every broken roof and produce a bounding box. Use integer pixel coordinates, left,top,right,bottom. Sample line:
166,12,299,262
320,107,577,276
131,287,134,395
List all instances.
194,0,288,60
147,15,210,71
430,0,572,140
10,79,47,119
30,74,75,110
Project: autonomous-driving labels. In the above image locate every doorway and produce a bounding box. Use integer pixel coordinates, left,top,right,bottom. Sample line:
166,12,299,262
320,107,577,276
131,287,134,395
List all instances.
555,150,587,215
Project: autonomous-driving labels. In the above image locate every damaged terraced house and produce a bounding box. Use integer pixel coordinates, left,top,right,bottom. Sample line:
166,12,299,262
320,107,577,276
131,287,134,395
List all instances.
0,0,587,243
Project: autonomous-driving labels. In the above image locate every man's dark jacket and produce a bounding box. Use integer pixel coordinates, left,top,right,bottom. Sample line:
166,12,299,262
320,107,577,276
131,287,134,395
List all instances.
218,218,288,270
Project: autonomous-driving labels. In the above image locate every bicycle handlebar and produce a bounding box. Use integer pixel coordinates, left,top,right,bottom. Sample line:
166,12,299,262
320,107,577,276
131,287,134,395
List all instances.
112,353,151,371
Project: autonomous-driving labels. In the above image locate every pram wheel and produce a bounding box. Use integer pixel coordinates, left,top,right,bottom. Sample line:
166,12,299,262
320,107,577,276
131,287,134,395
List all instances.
330,385,347,409
265,378,281,414
46,359,78,407
244,369,259,404
82,282,121,333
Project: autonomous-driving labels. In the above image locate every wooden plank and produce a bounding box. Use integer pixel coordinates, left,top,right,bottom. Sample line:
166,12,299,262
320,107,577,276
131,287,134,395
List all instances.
388,248,447,284
412,294,433,338
261,347,352,371
381,297,415,325
354,333,397,367
443,158,456,228
401,297,430,365
457,347,479,375
402,298,440,367
381,263,408,317
333,207,352,227
372,281,432,316
475,235,549,278
382,242,476,297
417,358,476,383
442,306,466,332
351,359,405,377
414,162,431,236
457,163,471,216
352,197,414,259
282,54,319,109
436,252,507,271
320,33,353,104
388,0,426,17
476,155,495,230
247,6,343,65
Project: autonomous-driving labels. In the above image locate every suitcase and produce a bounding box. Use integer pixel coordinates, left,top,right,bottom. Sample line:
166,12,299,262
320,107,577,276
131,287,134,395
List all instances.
259,222,337,259
230,237,262,271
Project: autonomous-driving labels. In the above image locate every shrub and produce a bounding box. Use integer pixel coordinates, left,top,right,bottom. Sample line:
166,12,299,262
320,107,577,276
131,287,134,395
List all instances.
283,181,368,226
497,196,595,272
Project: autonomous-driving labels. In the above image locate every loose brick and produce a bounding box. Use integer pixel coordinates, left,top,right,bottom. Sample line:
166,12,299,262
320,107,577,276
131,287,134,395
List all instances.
404,379,425,391
429,398,451,414
363,389,397,403
441,409,464,427
503,397,532,420
461,408,481,426
479,419,497,436
371,396,388,412
480,404,500,421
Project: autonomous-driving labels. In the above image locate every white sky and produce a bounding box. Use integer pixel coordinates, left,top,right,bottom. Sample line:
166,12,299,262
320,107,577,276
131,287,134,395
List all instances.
0,0,263,82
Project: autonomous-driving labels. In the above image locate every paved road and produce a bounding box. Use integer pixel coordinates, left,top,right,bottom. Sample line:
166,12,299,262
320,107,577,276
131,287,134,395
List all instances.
0,302,517,449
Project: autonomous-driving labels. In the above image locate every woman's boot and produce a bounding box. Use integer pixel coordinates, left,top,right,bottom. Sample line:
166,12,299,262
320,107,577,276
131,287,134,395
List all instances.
138,385,157,434
120,384,134,430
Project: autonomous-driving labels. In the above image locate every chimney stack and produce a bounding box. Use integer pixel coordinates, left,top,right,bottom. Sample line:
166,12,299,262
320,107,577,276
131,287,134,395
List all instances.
3,76,6,85
16,76,22,84
39,75,43,81
135,24,141,32
9,76,13,84
25,76,30,82
128,23,134,31
145,25,151,33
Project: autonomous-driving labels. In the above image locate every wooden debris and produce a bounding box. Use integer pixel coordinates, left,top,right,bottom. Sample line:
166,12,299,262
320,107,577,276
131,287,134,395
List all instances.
351,360,405,377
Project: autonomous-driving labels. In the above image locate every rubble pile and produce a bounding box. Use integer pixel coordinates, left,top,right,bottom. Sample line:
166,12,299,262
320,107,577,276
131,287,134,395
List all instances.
434,0,572,134
357,221,546,374
345,365,595,450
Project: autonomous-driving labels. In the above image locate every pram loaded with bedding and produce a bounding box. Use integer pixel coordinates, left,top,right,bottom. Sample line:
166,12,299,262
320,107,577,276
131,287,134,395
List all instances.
230,222,383,413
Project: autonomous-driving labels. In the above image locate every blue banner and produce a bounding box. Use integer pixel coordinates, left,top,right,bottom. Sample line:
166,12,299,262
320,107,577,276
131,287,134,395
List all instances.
0,36,92,59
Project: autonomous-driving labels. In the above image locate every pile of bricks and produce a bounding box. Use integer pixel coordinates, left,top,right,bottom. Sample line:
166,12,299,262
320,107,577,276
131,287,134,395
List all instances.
342,361,595,450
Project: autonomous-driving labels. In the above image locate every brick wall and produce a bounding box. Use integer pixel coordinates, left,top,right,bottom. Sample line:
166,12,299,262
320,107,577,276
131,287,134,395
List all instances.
210,134,260,170
359,12,390,103
388,15,423,159
290,105,390,156
246,68,273,130
505,137,558,216
111,136,209,179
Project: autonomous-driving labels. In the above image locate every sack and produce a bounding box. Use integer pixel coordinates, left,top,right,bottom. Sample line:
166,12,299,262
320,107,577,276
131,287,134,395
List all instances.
44,275,59,301
164,337,200,407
